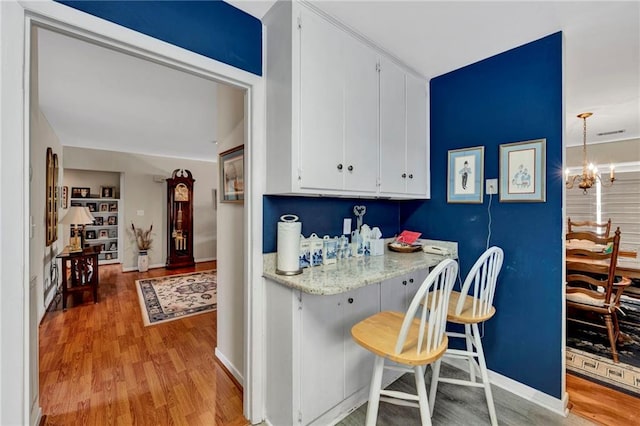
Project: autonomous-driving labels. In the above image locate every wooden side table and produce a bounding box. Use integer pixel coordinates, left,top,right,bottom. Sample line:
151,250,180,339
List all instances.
56,246,101,310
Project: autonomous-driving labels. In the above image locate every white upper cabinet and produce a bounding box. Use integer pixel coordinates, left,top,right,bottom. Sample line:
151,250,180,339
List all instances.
297,7,378,193
264,1,428,199
405,73,430,196
379,58,430,197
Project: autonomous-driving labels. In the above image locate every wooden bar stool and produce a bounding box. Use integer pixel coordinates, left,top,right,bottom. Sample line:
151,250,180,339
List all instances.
428,246,504,426
351,259,458,426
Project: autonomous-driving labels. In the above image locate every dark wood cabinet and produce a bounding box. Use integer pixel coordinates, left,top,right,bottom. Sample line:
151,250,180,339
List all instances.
166,169,195,269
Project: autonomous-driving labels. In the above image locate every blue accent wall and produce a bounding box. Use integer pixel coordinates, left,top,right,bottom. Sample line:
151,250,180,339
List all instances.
263,196,401,253
56,0,262,76
402,32,563,397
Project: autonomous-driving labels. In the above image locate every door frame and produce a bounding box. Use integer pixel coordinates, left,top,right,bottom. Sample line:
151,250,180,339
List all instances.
0,1,266,424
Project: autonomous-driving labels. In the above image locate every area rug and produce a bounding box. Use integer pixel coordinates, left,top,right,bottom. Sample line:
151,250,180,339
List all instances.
566,295,640,395
136,270,217,326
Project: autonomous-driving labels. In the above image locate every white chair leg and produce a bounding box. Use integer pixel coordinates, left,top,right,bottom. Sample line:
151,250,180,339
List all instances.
366,355,385,426
428,358,441,414
472,323,497,426
465,323,476,383
414,365,432,426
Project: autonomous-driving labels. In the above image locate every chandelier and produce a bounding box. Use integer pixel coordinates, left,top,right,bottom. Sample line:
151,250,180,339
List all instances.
565,112,615,194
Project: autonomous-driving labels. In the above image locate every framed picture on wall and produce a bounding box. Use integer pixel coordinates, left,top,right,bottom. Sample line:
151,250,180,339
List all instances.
61,186,69,209
499,138,546,202
71,187,91,198
219,145,244,203
447,146,484,203
101,186,115,198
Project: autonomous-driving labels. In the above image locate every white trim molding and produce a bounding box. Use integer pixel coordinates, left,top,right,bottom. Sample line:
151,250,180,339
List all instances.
215,347,244,387
443,358,569,417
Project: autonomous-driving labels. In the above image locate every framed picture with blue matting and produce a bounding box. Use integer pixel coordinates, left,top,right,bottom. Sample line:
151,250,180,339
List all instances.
447,146,484,203
499,138,546,202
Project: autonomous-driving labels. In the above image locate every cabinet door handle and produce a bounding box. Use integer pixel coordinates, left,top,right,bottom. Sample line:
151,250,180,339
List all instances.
348,165,354,172
402,280,407,286
409,278,414,283
402,173,407,178
408,174,413,179
337,164,343,171
348,297,354,304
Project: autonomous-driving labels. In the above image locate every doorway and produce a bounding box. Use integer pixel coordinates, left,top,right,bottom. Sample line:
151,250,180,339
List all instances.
1,4,265,424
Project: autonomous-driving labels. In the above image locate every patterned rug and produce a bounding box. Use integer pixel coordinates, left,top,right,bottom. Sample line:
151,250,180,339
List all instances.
566,295,640,395
135,270,217,326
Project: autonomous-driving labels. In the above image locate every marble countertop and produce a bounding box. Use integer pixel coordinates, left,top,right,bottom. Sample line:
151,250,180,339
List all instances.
263,239,457,295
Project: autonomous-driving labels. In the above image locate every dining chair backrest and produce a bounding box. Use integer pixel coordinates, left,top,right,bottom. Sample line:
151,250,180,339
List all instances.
568,217,612,237
566,227,621,302
455,246,504,318
395,258,458,356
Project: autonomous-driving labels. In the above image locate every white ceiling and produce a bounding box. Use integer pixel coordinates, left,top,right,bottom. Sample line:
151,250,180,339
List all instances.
37,1,639,161
37,28,220,161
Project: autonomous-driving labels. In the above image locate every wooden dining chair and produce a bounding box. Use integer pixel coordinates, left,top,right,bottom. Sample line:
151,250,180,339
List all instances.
566,227,631,363
427,246,504,426
568,217,612,237
351,258,458,426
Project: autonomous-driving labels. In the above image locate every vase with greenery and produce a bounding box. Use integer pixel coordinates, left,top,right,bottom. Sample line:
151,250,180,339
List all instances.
131,223,153,272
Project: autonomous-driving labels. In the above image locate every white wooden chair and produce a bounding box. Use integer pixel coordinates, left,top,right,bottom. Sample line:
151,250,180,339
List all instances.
351,258,458,426
428,246,504,426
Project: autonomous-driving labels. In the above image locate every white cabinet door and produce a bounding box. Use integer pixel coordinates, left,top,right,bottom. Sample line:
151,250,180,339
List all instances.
380,274,408,313
298,8,344,191
343,36,379,193
343,284,380,397
405,268,431,307
300,292,345,425
379,58,407,195
405,73,429,196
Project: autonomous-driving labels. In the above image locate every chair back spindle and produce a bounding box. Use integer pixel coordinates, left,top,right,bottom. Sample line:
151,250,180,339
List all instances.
456,247,504,318
394,258,458,356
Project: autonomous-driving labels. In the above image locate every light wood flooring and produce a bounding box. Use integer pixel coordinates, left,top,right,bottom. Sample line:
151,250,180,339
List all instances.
38,261,639,425
567,373,640,425
39,261,247,426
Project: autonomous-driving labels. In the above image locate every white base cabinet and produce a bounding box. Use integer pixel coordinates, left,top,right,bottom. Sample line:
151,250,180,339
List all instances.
264,0,428,199
264,268,435,426
265,280,390,426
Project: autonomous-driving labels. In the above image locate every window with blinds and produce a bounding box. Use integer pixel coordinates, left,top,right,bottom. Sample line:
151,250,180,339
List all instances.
567,171,640,252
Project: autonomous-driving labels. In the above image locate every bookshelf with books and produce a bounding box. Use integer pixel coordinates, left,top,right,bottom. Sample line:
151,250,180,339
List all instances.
70,197,120,264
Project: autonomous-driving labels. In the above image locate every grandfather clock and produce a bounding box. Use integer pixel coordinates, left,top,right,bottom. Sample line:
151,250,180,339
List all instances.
166,169,195,269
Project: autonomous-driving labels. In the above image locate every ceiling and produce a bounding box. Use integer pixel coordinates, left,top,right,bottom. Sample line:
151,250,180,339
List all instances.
37,1,639,161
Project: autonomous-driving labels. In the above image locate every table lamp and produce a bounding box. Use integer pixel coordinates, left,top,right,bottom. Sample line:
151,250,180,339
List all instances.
60,206,95,252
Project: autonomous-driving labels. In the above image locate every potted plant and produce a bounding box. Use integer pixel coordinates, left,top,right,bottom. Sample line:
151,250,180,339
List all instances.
131,223,153,272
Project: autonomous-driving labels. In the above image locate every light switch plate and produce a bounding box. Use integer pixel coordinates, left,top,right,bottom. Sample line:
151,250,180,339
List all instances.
486,179,498,195
137,210,145,216
343,218,352,235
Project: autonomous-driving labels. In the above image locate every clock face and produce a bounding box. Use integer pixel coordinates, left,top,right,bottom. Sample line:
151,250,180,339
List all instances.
175,183,189,202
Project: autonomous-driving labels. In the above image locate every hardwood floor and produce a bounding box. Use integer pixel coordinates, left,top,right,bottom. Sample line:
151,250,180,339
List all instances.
39,261,247,426
567,373,640,426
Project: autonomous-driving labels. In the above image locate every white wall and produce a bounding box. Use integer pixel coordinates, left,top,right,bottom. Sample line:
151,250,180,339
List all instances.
63,147,217,269
216,84,246,381
30,28,65,323
567,138,640,166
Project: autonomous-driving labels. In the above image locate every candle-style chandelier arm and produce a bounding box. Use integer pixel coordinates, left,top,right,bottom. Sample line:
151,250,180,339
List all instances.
565,112,615,193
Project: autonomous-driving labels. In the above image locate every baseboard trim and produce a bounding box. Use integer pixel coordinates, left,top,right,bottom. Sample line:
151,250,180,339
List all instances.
442,358,568,417
32,405,42,426
121,263,165,273
215,347,244,389
122,259,215,273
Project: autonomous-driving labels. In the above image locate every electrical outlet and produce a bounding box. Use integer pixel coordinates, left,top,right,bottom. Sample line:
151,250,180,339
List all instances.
486,178,498,195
